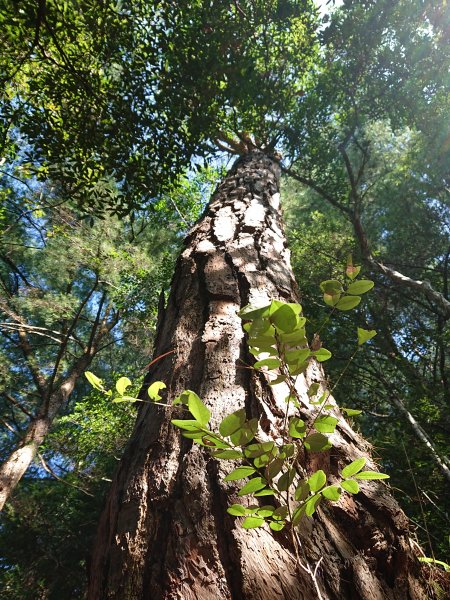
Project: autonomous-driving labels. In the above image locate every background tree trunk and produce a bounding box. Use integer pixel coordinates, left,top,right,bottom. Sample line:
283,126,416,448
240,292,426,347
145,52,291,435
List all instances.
88,152,428,599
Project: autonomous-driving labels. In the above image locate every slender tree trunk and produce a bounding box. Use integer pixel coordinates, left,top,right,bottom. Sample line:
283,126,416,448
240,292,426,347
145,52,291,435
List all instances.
0,354,93,510
89,152,429,599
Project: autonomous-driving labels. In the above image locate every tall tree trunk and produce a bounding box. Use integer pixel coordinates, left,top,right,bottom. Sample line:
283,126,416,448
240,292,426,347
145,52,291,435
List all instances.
88,152,428,599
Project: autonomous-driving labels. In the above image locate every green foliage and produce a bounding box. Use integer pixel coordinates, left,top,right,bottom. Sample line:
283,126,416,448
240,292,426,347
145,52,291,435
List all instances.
163,285,388,536
1,0,319,216
0,381,136,598
87,279,387,551
284,113,450,557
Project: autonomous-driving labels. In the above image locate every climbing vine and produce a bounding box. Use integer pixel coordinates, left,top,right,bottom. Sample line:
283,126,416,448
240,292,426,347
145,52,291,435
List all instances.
86,263,388,597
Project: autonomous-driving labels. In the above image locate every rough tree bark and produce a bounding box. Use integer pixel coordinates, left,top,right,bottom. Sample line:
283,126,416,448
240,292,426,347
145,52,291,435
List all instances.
88,152,429,599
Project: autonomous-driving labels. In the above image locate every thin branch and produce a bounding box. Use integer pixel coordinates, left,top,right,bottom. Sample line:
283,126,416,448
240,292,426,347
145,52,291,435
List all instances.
282,165,352,217
37,452,94,497
1,392,32,418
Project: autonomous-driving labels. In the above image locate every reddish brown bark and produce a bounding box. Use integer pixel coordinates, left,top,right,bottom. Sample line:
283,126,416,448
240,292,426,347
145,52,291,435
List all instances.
88,152,429,599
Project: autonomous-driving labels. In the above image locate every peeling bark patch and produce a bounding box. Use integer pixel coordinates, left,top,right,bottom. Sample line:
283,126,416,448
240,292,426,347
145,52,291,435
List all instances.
214,206,238,242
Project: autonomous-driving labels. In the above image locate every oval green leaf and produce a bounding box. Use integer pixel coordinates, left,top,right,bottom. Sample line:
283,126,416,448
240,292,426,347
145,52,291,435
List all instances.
257,505,275,517
305,494,322,516
238,477,267,496
270,304,298,333
227,504,246,516
253,358,281,370
253,488,274,497
85,371,104,391
314,415,338,434
311,348,332,362
354,471,390,480
289,417,307,439
213,449,243,459
322,485,341,501
347,280,374,295
335,295,361,311
186,390,210,425
294,480,310,502
308,469,326,492
342,407,363,417
224,466,256,481
341,457,366,478
341,479,360,494
320,279,343,294
219,408,246,437
304,433,332,452
116,376,132,395
269,521,285,531
242,516,265,529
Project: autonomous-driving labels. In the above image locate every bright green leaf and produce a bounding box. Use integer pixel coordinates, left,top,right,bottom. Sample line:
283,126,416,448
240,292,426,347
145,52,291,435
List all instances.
342,408,363,417
186,390,210,425
270,304,298,333
213,449,243,459
170,419,205,431
227,504,246,516
238,304,270,320
219,408,246,437
347,280,374,295
341,479,360,494
354,471,390,480
314,415,338,434
357,328,377,346
238,477,267,496
112,395,137,403
147,381,166,401
285,349,310,365
253,488,274,497
305,494,322,516
335,296,362,311
115,376,132,395
253,358,281,369
85,371,104,391
307,469,326,492
311,348,332,362
322,485,341,501
242,516,265,529
257,505,275,517
224,466,256,481
341,457,366,478
289,417,307,439
320,280,343,294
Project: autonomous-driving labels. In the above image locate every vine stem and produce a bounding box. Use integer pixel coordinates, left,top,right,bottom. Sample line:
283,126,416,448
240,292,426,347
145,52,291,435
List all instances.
330,347,359,395
289,522,325,600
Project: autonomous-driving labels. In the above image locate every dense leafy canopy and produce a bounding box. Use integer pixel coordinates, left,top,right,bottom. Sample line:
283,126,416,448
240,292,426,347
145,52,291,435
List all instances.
1,0,318,215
